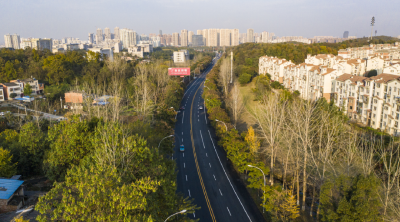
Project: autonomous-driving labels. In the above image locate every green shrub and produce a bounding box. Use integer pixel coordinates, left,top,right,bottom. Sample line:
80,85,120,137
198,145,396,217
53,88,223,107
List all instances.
271,81,284,89
238,73,252,85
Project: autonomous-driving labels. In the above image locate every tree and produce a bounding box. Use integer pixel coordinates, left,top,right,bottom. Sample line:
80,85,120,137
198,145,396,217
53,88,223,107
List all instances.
43,116,94,181
14,216,29,222
244,126,260,155
0,147,17,177
239,73,251,85
23,83,32,96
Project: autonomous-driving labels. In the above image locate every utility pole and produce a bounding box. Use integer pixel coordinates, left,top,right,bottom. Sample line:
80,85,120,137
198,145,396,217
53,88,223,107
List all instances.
60,97,63,109
370,16,375,41
230,51,233,83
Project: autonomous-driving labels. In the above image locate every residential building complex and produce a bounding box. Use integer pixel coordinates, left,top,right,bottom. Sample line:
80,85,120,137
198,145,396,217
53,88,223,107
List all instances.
4,34,20,49
259,42,400,135
173,50,189,63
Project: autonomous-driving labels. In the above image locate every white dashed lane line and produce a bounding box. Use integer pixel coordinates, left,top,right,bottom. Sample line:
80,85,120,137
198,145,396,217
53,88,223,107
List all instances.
186,175,188,181
209,163,211,168
227,207,231,216
213,174,216,181
219,189,223,196
184,163,185,168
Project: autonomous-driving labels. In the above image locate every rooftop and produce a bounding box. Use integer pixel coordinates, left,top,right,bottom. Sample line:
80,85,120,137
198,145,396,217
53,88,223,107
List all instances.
0,179,23,200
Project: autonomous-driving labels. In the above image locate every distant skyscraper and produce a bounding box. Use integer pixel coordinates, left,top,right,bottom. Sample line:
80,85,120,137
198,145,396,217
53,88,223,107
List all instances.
192,35,204,46
202,29,208,46
188,31,194,43
4,34,20,49
197,30,202,35
96,28,103,43
104,27,111,40
247,29,254,43
262,31,269,43
208,29,219,47
220,29,231,46
343,31,349,38
172,33,179,46
114,27,120,40
181,29,188,46
120,29,137,48
231,29,239,46
159,30,162,36
88,33,94,44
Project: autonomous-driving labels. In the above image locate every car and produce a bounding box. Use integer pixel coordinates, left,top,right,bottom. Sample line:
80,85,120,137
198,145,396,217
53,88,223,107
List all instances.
199,106,203,110
180,106,185,110
180,144,185,152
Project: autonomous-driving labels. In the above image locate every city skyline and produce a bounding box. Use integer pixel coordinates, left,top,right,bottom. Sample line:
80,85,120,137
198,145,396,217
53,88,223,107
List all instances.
1,0,399,43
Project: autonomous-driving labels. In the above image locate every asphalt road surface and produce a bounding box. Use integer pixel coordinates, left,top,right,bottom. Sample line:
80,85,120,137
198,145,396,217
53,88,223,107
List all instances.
174,56,265,222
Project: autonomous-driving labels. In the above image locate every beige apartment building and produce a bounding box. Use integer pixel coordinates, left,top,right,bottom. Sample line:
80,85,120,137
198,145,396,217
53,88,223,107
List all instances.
172,33,179,46
181,30,188,47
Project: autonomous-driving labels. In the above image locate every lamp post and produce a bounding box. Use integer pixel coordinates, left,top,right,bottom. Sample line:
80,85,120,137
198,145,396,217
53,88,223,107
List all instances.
215,119,227,131
158,135,174,154
164,210,187,222
248,165,266,213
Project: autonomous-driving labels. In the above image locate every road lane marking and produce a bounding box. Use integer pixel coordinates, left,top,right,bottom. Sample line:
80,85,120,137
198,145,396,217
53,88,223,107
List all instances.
206,153,208,157
186,175,188,181
198,119,199,122
182,112,184,124
182,132,183,135
208,130,252,222
193,213,195,218
182,138,183,142
213,174,216,180
200,130,206,149
188,189,191,197
183,153,184,157
190,83,216,222
209,163,211,168
227,207,231,216
219,189,223,196
184,163,185,168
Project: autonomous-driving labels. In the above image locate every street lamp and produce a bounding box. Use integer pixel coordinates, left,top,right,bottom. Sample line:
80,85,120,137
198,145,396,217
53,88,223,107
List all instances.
215,119,228,131
164,210,187,222
158,135,174,154
248,165,266,213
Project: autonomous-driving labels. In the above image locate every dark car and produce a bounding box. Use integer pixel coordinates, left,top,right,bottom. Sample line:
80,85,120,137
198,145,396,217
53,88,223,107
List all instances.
180,106,185,110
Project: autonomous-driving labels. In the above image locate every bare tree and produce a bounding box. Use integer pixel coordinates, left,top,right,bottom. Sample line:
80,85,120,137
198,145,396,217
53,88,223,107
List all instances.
230,82,244,128
251,93,286,186
219,59,230,99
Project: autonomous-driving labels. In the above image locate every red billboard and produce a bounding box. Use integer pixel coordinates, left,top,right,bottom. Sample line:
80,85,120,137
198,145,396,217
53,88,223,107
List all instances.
168,68,190,76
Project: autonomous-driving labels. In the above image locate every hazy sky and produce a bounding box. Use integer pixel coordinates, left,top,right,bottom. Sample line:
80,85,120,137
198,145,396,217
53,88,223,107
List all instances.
1,0,399,42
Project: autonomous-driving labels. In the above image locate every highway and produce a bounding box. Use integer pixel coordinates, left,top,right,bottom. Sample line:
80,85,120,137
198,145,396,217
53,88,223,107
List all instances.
173,56,265,222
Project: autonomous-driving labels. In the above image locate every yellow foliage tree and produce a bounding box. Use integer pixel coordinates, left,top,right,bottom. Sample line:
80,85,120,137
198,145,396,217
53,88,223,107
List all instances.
245,126,260,154
279,189,300,221
14,216,30,222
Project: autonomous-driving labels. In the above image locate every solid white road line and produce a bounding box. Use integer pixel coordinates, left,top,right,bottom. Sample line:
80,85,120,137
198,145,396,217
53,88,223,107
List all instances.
219,189,223,196
208,130,252,222
213,174,216,181
227,207,231,216
200,130,206,149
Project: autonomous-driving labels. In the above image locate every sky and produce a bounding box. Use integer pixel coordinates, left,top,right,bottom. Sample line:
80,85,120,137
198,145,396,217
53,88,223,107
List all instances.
1,0,399,43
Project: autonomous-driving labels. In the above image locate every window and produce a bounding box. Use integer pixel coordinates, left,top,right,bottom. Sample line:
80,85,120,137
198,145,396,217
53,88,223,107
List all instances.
397,113,400,120
373,121,375,125
377,92,380,96
377,83,381,88
374,106,377,111
350,106,353,110
373,114,376,118
385,114,387,119
374,99,377,104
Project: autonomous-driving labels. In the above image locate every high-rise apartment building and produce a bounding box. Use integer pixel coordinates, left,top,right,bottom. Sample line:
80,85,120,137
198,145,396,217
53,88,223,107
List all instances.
247,29,254,43
96,28,103,43
197,30,203,35
192,35,204,46
208,29,219,47
88,33,94,44
262,31,269,43
4,34,20,49
188,31,194,44
21,38,52,50
202,29,208,46
104,27,111,40
114,27,120,40
119,29,137,49
181,30,188,47
220,29,231,46
343,31,349,38
231,29,239,46
172,33,179,46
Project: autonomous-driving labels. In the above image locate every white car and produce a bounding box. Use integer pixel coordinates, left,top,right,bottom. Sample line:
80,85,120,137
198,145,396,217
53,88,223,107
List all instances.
0,112,4,116
199,106,203,110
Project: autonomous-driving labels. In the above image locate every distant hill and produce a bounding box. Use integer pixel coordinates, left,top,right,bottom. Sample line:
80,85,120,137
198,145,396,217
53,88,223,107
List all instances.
341,35,399,47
